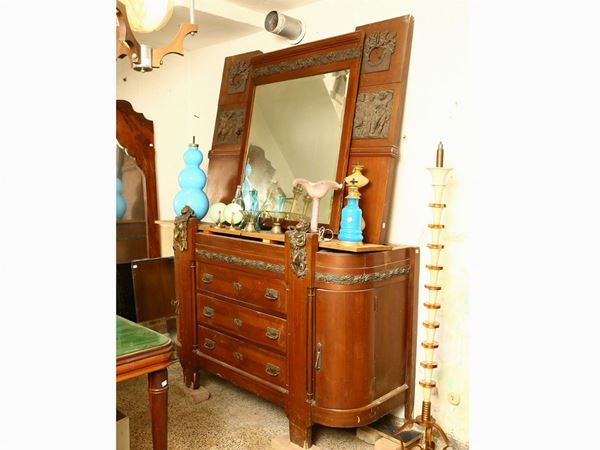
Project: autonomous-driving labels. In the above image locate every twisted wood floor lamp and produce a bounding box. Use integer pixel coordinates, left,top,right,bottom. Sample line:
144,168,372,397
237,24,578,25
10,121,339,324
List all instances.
394,143,452,450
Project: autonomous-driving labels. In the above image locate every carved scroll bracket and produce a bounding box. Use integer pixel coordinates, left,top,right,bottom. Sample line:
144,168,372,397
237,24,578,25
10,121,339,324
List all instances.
173,205,195,252
285,220,311,278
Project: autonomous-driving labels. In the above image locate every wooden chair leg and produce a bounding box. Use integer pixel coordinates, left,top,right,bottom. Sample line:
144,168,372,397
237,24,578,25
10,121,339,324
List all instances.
147,368,168,450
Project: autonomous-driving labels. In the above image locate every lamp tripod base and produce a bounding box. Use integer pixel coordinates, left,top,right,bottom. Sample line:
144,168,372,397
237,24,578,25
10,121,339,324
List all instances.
393,402,451,450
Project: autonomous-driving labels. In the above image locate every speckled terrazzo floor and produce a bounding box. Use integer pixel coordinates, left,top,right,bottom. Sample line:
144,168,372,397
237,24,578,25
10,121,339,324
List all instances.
116,361,374,450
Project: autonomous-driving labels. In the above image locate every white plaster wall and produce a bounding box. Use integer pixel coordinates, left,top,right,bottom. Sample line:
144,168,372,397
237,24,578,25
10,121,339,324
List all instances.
117,0,470,445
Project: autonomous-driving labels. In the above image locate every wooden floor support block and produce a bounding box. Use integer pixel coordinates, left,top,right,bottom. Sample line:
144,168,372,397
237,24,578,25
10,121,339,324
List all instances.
356,426,382,444
374,436,404,450
271,433,321,450
184,386,211,404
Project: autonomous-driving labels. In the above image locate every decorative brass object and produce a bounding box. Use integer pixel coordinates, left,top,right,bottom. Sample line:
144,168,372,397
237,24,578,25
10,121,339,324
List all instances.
196,249,285,274
173,205,195,252
314,342,322,370
233,318,243,327
427,243,444,250
203,338,215,350
315,264,410,285
436,142,444,168
352,90,394,139
421,341,439,349
264,288,280,300
265,363,281,377
203,306,214,318
424,284,442,291
265,327,280,340
233,281,242,291
424,302,441,310
286,220,311,278
171,298,180,314
393,143,453,450
420,361,438,369
201,273,214,284
253,47,361,78
233,351,244,361
362,30,397,72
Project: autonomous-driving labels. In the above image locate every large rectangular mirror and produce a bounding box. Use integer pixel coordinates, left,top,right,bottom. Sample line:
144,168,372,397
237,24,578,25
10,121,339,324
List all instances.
241,69,350,224
235,32,365,233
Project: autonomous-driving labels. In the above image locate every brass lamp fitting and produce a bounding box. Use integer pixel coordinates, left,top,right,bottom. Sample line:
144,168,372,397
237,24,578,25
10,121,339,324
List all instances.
344,164,369,199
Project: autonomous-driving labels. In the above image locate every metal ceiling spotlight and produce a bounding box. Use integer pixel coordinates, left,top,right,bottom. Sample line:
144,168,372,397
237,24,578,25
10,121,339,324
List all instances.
264,11,305,45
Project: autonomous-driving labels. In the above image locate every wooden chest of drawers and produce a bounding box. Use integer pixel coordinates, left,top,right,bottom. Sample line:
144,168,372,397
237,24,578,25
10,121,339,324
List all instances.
173,217,419,448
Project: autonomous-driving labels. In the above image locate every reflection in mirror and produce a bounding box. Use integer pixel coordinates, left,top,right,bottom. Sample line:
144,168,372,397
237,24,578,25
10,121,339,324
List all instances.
242,69,349,224
116,142,148,263
117,142,147,221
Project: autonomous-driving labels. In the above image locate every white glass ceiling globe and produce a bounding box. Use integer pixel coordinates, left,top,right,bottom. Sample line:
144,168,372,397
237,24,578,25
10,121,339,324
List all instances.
121,0,174,34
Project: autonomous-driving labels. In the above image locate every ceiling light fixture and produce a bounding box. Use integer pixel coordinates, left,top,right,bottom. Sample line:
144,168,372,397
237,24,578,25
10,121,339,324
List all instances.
264,10,305,45
116,0,198,72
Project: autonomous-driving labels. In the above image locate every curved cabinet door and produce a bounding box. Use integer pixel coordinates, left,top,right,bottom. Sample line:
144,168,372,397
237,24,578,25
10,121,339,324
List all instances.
314,280,409,410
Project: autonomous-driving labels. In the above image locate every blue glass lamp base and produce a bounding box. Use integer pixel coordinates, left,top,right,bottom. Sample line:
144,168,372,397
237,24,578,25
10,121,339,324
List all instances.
173,189,209,218
338,198,363,243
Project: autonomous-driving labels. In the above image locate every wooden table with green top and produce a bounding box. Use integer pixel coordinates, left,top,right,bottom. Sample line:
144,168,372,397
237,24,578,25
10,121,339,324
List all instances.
117,315,173,450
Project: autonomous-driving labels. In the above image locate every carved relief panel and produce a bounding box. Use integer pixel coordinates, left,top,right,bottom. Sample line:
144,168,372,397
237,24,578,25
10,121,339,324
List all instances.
215,108,246,145
227,61,250,94
362,31,397,73
352,89,394,139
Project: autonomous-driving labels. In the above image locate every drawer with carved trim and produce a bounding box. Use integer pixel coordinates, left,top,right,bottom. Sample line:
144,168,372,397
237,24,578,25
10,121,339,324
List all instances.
197,262,287,315
197,293,287,353
197,325,287,387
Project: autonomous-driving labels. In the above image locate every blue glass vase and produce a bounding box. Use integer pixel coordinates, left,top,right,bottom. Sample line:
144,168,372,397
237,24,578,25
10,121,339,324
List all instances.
338,198,363,243
241,162,252,211
173,143,209,218
116,177,127,219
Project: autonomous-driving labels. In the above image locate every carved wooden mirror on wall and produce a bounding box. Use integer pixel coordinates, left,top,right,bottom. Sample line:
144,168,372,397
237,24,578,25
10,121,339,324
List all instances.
205,16,414,244
116,99,160,262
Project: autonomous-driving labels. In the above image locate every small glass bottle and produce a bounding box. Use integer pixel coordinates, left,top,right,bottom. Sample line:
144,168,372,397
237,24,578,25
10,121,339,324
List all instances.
231,185,244,209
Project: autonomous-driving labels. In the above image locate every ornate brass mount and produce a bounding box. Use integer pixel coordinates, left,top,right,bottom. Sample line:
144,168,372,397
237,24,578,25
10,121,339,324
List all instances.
173,205,195,252
285,220,311,278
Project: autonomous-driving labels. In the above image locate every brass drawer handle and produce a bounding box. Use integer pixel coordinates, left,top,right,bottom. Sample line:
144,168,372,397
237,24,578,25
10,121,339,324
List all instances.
233,318,243,327
265,363,280,377
233,281,242,291
202,273,213,284
265,327,280,340
204,338,215,350
315,342,322,371
264,288,279,300
233,351,244,361
203,306,214,318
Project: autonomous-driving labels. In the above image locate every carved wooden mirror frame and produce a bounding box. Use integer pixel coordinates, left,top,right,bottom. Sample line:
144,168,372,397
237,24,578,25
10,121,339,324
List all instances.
205,16,414,244
116,99,160,258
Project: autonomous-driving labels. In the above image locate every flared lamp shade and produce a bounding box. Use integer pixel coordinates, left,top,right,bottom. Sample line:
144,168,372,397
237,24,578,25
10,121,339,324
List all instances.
121,0,174,33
